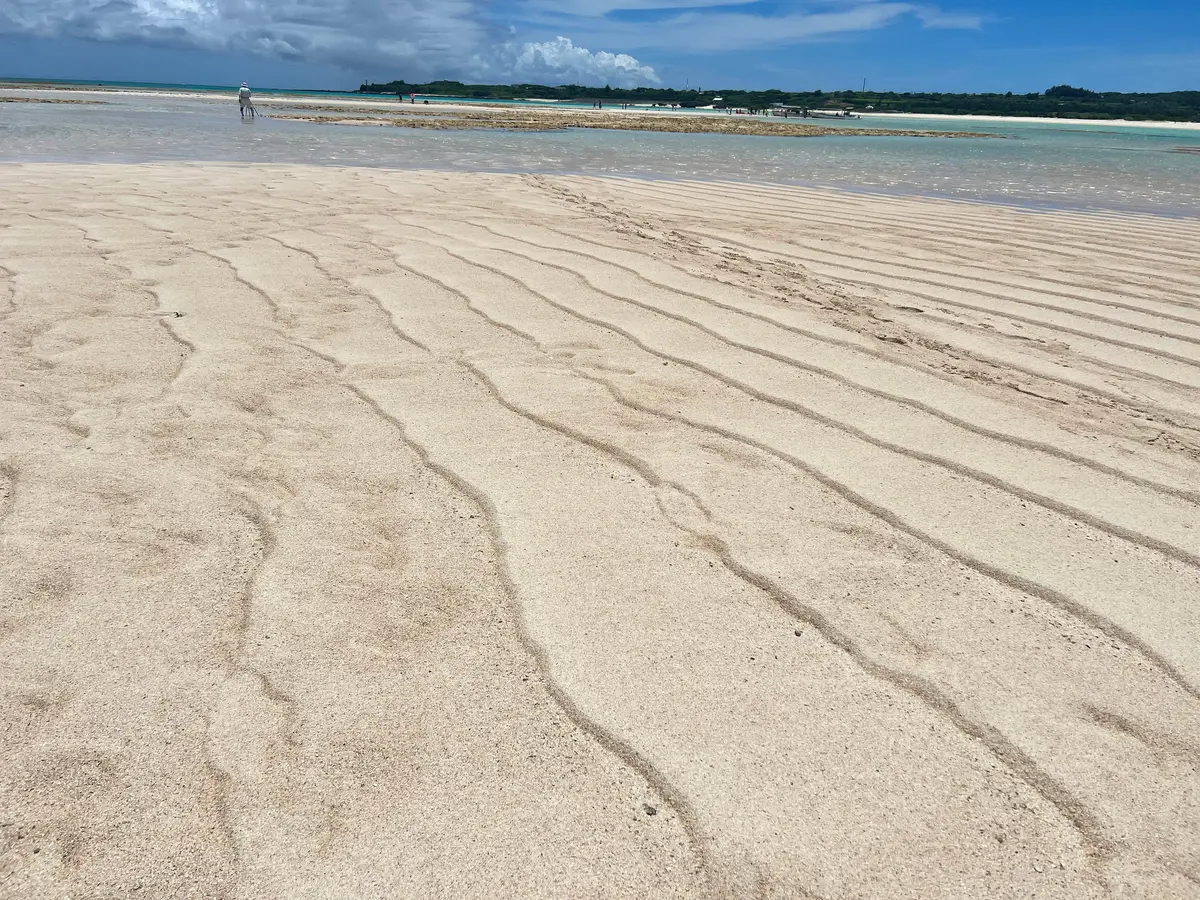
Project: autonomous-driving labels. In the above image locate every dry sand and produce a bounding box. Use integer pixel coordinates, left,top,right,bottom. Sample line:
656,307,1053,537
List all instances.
2,164,1199,899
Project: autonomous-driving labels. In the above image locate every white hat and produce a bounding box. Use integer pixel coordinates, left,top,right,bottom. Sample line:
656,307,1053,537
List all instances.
242,82,248,87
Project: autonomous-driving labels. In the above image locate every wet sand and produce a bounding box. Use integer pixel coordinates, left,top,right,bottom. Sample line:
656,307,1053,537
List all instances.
0,97,105,105
2,164,1199,899
260,103,992,137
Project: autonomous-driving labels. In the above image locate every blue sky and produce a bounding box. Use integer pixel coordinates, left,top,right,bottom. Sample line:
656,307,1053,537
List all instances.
1,0,1197,92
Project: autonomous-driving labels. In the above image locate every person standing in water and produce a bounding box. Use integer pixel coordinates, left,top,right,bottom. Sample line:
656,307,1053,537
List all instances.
238,82,255,118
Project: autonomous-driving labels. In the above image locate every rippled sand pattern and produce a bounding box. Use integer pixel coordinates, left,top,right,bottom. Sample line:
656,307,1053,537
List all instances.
2,164,1199,899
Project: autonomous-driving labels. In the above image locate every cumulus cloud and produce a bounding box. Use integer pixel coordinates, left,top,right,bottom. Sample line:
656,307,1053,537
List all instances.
0,0,977,83
0,0,484,73
499,37,660,86
0,0,660,84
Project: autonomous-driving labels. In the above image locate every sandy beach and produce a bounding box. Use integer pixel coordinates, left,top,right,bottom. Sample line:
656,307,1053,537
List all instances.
2,163,1200,898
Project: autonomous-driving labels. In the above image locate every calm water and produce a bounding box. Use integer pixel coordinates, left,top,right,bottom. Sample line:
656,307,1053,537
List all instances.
2,86,1198,216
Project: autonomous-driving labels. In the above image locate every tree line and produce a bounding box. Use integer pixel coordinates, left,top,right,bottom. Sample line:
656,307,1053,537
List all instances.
357,81,1200,121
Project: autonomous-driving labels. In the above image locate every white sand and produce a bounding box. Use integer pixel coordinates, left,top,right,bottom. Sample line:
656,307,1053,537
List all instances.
2,164,1199,898
860,111,1200,130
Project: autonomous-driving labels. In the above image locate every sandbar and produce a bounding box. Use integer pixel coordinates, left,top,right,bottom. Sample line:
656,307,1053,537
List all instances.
2,164,1199,898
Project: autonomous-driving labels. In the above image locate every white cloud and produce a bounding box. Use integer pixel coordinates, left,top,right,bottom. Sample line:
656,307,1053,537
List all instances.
0,0,978,83
916,6,983,28
0,0,661,84
647,2,917,51
519,0,761,16
508,0,983,57
499,37,661,86
543,1,943,54
0,0,487,73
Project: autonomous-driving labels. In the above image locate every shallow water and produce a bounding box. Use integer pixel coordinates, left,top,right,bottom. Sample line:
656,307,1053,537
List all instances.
2,88,1198,215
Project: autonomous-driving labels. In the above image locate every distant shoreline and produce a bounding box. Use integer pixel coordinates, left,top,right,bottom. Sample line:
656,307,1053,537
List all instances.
0,83,994,138
5,80,1200,131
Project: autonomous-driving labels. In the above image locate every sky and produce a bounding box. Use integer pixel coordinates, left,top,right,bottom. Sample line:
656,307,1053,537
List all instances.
0,0,1197,92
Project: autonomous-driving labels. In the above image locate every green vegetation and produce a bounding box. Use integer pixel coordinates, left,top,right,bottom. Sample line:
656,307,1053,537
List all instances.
358,81,1200,122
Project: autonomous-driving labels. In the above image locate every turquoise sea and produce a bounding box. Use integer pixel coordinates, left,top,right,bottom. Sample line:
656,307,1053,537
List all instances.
2,80,1198,216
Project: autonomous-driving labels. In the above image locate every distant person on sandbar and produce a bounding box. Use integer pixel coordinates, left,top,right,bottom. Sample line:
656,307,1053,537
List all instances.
239,82,256,118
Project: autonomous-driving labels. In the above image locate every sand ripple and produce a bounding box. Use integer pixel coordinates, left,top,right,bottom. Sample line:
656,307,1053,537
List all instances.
2,165,1199,898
